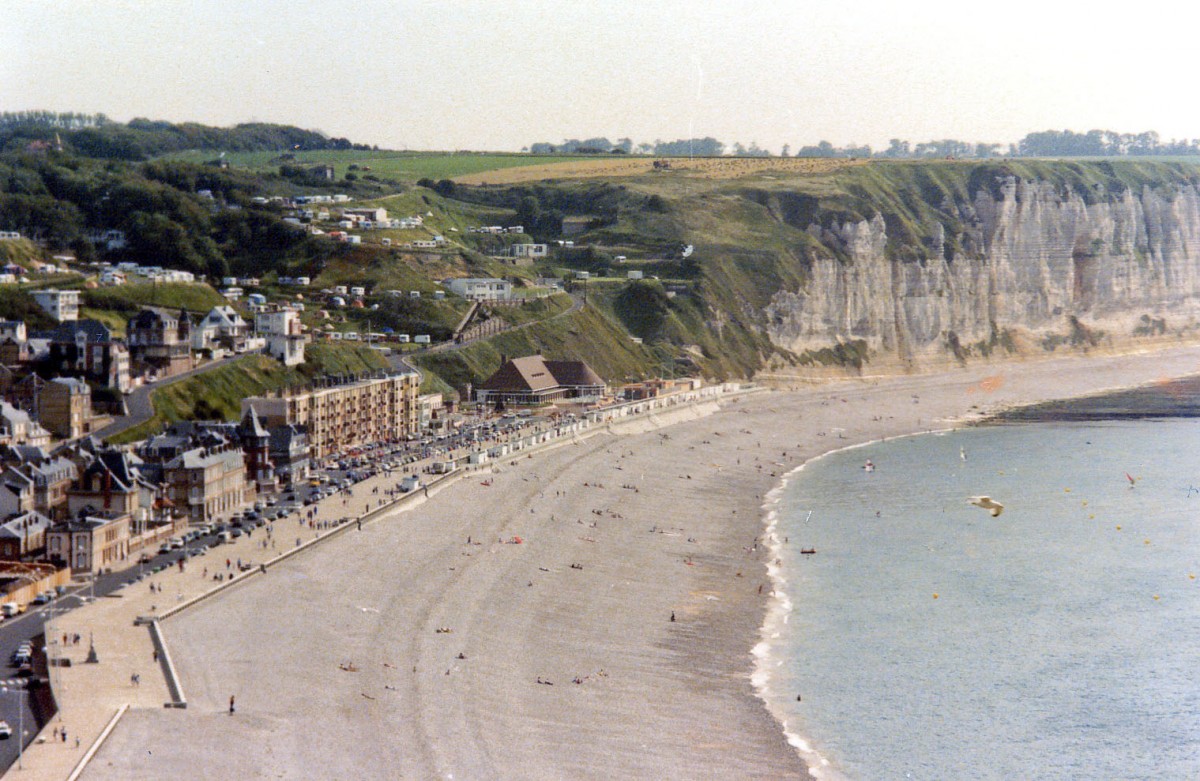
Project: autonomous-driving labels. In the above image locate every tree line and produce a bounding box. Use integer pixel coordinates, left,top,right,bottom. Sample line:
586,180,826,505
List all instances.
527,130,1200,159
0,114,374,161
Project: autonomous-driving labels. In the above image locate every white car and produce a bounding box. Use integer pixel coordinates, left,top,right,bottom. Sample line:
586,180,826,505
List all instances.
0,720,11,738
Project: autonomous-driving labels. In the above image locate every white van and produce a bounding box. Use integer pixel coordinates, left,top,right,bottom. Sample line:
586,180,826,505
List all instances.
218,531,233,545
1,603,19,618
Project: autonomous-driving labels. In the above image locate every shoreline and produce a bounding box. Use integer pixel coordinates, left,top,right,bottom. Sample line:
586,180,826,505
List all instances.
64,344,1200,781
751,348,1200,780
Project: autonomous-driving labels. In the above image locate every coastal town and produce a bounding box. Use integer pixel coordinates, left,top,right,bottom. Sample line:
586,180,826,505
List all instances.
0,234,737,775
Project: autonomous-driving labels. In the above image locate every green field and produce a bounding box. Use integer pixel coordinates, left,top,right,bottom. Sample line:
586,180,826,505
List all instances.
160,149,599,182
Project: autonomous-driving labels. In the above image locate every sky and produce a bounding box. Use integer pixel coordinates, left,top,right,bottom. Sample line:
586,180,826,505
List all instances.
4,0,1200,153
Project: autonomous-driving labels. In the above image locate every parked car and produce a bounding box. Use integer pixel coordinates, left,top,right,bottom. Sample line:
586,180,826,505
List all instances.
0,720,11,738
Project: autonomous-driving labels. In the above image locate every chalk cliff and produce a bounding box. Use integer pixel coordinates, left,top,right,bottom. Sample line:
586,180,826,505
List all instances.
761,171,1200,366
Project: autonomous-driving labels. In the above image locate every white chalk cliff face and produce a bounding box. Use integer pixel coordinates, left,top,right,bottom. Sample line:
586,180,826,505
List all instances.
765,176,1200,361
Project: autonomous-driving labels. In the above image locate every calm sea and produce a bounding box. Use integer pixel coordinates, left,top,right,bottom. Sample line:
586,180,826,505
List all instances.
758,418,1200,781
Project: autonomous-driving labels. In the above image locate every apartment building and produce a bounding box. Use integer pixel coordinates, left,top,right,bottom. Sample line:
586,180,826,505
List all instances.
243,370,420,459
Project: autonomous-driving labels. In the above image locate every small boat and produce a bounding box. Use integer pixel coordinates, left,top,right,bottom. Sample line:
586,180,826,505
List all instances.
800,548,817,555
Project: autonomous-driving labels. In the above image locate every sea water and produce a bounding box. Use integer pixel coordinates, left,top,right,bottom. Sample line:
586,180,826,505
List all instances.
760,419,1200,781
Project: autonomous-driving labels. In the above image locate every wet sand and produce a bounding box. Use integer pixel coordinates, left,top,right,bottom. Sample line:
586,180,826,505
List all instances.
82,346,1200,780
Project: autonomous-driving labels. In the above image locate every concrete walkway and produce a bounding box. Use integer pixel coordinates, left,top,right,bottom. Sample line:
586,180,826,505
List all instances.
1,464,444,781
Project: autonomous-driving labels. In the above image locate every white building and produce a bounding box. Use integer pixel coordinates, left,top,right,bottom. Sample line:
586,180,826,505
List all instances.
31,290,80,322
441,278,513,302
256,309,306,366
509,243,547,259
194,306,251,352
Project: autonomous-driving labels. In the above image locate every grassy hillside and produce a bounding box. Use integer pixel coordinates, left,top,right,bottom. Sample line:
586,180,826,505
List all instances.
82,281,228,315
109,341,393,444
412,304,658,392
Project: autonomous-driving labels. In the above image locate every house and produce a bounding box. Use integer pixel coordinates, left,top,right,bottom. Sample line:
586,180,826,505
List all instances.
193,306,251,353
0,467,34,517
441,278,513,302
473,354,606,406
11,450,77,520
45,511,132,574
0,402,51,447
0,321,26,344
127,309,194,378
38,377,93,440
256,309,305,366
509,243,548,259
0,510,51,560
165,443,254,523
44,320,132,392
268,425,309,484
342,207,388,223
67,449,142,518
31,290,80,322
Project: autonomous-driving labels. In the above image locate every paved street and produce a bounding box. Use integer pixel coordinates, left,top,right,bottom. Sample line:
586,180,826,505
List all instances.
93,355,239,440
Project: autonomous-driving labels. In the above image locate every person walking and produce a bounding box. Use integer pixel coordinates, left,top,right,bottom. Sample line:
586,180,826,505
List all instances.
229,694,236,714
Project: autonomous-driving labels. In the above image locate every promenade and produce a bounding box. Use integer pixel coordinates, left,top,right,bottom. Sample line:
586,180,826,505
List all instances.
3,460,452,781
3,383,741,780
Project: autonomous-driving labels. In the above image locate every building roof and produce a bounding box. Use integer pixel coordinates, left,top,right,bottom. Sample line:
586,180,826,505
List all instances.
171,446,243,471
544,360,605,389
478,355,560,394
48,319,113,344
0,510,51,539
50,377,90,394
478,355,605,394
239,406,268,439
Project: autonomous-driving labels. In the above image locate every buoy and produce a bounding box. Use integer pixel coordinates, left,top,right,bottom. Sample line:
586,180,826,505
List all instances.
1116,525,1122,531
1064,488,1071,493
1088,514,1095,519
932,593,939,599
1153,595,1160,601
1189,574,1195,580
1144,539,1151,545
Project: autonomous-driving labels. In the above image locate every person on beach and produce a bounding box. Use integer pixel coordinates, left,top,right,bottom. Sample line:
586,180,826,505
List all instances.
229,695,236,714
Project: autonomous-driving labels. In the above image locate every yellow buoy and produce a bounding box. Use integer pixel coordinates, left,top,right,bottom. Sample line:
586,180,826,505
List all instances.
1116,525,1122,530
1064,488,1071,493
1189,574,1195,580
1088,514,1095,519
1144,539,1151,545
933,593,939,599
1153,595,1160,601
1081,500,1088,507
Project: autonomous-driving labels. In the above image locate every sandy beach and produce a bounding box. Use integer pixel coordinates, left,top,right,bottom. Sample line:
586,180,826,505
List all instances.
75,345,1200,781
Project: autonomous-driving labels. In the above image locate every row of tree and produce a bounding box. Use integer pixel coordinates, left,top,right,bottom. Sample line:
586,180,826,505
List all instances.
527,130,1200,159
0,115,374,161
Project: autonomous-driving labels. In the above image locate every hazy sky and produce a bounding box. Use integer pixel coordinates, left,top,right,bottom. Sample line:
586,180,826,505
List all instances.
5,0,1199,152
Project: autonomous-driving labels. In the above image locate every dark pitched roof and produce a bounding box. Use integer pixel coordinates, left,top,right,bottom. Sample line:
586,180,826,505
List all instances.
544,360,604,389
239,406,268,438
478,355,559,393
49,319,113,344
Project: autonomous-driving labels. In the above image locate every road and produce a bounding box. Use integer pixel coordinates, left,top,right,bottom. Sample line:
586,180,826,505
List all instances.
0,527,247,770
93,355,240,441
